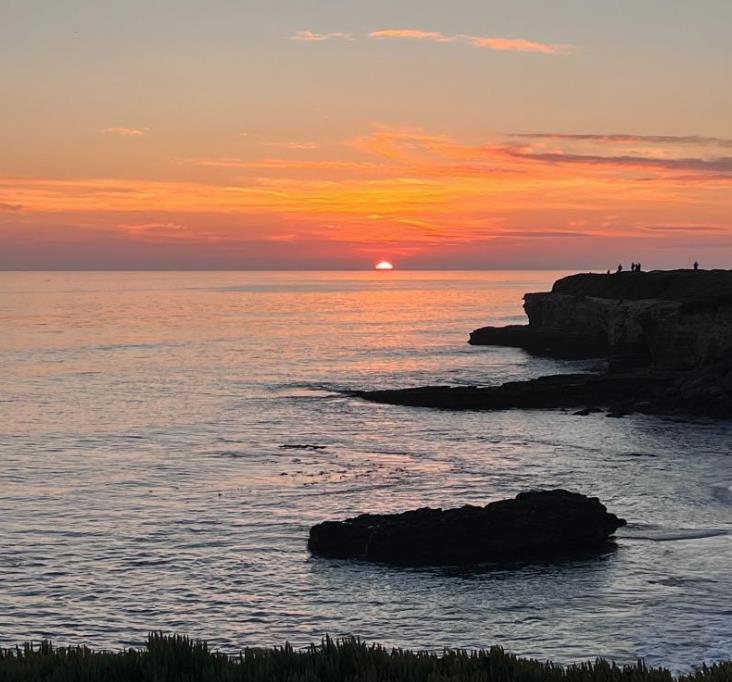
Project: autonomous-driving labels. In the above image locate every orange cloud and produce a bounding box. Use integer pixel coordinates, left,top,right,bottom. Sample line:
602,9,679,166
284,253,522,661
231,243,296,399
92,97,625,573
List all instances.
3,124,731,269
642,224,727,233
291,29,574,54
498,147,732,174
261,141,320,150
186,157,391,176
119,221,185,232
508,133,732,147
102,127,148,137
369,29,574,55
290,31,354,42
370,29,451,42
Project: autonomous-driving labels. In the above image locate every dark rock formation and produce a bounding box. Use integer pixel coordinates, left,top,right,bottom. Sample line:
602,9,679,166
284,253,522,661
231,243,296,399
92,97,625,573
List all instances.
456,270,732,417
354,371,672,411
470,270,732,369
308,490,626,565
550,269,732,304
574,406,602,416
469,324,608,359
352,270,732,417
354,364,732,417
523,290,732,371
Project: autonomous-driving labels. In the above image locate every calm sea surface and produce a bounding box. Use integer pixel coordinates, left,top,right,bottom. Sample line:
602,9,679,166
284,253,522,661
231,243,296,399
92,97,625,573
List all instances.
1,271,730,671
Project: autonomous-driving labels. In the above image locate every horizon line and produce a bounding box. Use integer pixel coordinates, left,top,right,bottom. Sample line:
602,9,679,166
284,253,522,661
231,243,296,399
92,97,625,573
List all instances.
0,266,594,272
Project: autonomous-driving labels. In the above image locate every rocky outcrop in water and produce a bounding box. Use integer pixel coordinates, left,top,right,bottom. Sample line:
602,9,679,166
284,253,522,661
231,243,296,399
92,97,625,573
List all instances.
354,371,670,410
308,490,626,565
354,366,732,416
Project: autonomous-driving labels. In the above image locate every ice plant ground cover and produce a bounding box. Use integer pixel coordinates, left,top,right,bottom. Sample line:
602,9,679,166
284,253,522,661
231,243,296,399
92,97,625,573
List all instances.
1,634,731,682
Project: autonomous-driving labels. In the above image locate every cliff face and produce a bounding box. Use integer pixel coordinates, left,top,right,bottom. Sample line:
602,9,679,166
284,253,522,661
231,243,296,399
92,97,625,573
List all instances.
523,272,732,370
368,270,732,417
365,270,732,417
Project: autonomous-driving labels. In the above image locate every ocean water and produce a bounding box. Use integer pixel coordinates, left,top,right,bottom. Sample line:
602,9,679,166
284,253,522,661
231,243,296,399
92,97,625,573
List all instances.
1,270,730,671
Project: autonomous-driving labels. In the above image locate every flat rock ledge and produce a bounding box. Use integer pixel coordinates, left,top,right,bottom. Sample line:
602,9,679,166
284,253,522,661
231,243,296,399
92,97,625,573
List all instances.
353,371,670,411
469,324,609,359
308,490,626,566
351,365,732,417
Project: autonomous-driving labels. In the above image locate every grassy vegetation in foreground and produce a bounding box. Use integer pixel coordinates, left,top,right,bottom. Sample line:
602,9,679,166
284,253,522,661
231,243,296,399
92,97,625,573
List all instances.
1,633,730,682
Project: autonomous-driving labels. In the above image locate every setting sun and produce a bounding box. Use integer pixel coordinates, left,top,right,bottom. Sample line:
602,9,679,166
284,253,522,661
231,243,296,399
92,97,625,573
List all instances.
375,261,394,270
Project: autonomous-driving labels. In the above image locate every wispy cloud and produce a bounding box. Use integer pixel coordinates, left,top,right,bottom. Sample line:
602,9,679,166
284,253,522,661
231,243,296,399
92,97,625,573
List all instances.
508,133,732,147
119,221,185,232
493,230,593,238
290,28,573,54
500,148,732,174
187,157,385,173
6,124,731,269
370,29,451,43
642,224,727,233
261,141,320,150
289,30,354,42
187,125,732,183
102,127,148,137
0,202,22,211
369,29,574,55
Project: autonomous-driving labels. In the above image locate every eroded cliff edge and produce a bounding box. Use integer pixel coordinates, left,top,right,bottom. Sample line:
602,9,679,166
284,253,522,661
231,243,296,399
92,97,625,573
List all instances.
472,270,732,370
357,270,732,417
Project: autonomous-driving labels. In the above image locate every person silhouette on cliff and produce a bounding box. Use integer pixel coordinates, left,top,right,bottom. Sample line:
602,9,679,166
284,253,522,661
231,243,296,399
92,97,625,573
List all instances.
617,264,623,273
694,261,699,271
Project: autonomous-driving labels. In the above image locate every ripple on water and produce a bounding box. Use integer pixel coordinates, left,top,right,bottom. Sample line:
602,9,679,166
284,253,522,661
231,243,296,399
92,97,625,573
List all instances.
1,271,731,674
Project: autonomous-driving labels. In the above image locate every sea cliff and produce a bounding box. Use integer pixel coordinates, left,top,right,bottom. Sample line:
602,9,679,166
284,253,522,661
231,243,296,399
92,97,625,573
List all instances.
473,270,732,370
524,271,732,369
359,270,732,417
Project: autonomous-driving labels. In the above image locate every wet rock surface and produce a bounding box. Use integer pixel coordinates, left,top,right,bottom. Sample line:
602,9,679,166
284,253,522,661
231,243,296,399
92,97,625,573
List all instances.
353,365,732,417
308,490,627,565
353,371,667,411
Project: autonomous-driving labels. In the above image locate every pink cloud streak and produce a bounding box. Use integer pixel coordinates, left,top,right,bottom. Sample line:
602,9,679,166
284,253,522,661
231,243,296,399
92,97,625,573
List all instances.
289,30,354,42
369,29,574,55
290,28,574,54
102,127,148,137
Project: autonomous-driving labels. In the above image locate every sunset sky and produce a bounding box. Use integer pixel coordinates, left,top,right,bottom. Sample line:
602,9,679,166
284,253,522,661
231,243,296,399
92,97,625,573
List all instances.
2,0,731,269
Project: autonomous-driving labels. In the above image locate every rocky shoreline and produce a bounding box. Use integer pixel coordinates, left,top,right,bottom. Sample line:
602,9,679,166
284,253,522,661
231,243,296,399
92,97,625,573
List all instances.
356,270,732,418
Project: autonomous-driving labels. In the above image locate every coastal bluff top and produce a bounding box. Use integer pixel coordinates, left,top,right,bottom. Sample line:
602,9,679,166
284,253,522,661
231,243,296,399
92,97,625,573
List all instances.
551,269,732,305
